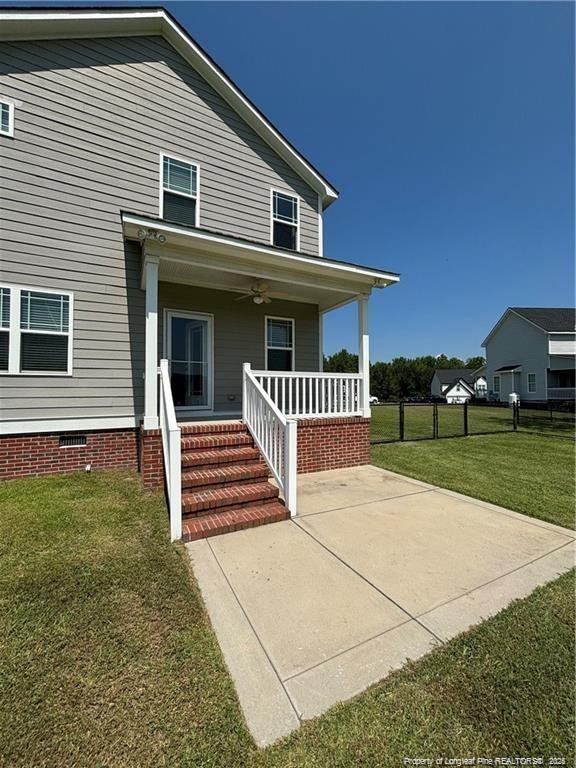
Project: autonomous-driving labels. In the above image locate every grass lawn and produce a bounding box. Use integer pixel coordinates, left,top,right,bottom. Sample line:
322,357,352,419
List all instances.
371,403,575,443
372,431,574,529
0,469,574,766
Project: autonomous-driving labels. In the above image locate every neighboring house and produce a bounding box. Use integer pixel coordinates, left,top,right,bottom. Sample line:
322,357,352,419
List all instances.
0,8,399,540
443,378,475,405
482,308,576,403
430,368,486,403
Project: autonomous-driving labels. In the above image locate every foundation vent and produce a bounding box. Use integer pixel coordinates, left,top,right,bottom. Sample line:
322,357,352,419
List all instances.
59,434,87,448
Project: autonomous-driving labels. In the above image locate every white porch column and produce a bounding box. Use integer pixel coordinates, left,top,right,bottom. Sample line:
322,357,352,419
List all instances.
143,255,160,430
357,295,371,418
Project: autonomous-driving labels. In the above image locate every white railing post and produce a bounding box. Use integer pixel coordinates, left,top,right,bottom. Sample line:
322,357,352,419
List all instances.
358,295,371,418
284,419,298,516
159,358,182,541
168,428,182,541
242,362,250,422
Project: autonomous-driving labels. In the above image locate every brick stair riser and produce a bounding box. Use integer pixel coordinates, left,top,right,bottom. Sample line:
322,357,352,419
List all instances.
182,484,279,516
183,496,280,518
181,434,253,452
182,503,289,542
182,474,269,491
182,478,266,493
180,423,247,436
182,461,270,487
181,447,261,470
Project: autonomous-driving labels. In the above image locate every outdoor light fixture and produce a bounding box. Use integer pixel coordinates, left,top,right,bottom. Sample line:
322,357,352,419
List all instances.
253,295,264,305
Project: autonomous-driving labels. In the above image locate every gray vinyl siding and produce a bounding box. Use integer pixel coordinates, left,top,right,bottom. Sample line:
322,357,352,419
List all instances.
0,35,321,423
484,313,548,402
158,284,320,413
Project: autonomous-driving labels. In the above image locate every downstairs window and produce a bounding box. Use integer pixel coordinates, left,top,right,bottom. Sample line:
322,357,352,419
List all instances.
0,284,72,375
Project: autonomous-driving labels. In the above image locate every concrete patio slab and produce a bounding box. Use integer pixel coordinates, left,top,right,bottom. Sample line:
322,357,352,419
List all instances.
186,465,575,747
284,619,438,720
296,465,431,516
187,538,300,746
296,486,573,616
206,520,411,679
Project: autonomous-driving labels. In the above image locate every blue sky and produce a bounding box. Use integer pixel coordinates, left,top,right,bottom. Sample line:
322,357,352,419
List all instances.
9,1,575,361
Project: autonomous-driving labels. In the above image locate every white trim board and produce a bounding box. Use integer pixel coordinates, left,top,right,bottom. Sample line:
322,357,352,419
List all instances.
0,415,138,436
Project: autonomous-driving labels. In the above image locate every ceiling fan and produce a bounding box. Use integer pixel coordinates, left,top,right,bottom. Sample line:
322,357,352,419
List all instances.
234,281,289,305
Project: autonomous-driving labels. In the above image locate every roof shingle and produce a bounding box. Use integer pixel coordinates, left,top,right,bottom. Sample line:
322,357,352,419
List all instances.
512,308,575,332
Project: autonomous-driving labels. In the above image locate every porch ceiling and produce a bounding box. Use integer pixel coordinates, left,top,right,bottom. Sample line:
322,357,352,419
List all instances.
123,213,399,313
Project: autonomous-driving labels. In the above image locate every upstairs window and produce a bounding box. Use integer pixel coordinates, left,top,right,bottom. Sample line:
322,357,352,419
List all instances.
266,317,294,371
527,373,536,393
161,155,198,227
0,101,14,138
0,284,72,375
272,190,299,250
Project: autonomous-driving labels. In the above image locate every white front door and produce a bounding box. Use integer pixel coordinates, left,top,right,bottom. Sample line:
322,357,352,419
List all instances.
165,310,213,411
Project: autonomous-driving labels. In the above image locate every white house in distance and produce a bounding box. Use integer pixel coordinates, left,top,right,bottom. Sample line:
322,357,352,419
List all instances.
482,308,575,402
430,368,487,404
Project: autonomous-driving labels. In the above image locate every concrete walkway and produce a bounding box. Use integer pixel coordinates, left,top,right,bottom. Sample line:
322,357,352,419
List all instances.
186,465,574,747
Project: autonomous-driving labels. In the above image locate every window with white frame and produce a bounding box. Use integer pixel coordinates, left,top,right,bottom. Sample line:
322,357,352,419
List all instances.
161,155,198,227
271,190,298,250
493,375,500,394
0,101,14,137
527,373,536,393
0,285,72,374
266,317,294,371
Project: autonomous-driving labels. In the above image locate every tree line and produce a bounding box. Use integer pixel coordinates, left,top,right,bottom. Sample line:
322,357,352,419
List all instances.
323,349,485,401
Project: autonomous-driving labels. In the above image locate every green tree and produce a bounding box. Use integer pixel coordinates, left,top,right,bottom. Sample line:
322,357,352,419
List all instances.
466,355,486,371
323,348,358,373
370,361,389,401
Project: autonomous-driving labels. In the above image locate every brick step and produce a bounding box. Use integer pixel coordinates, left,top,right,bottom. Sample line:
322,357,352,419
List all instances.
181,481,279,516
181,462,270,490
180,421,246,436
182,501,289,542
181,433,253,452
182,445,262,470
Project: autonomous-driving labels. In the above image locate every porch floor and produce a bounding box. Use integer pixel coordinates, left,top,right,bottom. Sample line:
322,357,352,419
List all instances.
186,465,574,746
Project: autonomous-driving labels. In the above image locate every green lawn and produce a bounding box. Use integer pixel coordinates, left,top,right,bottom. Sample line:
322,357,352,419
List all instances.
371,403,575,442
372,431,574,529
0,469,574,765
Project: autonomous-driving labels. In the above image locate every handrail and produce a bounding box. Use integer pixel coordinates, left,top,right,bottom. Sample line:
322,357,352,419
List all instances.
243,363,297,516
251,370,362,380
159,359,182,541
251,370,364,419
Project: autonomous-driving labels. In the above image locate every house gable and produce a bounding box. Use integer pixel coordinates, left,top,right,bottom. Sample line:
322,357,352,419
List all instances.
0,7,338,207
0,33,323,254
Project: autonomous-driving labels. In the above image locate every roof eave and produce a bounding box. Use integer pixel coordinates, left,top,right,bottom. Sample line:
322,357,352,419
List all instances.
122,213,400,288
0,7,339,204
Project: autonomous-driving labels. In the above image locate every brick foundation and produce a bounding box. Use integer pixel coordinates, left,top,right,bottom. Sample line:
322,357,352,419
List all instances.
0,428,139,480
297,417,371,474
140,427,164,488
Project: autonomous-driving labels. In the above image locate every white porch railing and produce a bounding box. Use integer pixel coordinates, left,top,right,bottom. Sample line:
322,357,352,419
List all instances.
252,370,364,418
243,364,297,516
159,359,182,541
547,387,576,400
